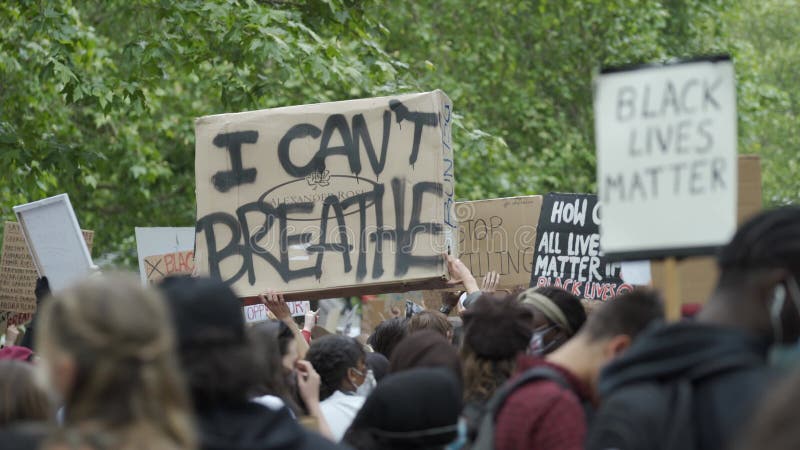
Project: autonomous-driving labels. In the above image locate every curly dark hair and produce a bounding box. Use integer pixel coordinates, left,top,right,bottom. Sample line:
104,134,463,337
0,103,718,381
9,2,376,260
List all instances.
306,335,365,400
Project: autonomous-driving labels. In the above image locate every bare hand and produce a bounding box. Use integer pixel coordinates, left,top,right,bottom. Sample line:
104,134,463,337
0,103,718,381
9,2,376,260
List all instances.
260,290,291,321
5,324,19,346
481,271,500,293
296,360,321,406
303,309,318,332
445,255,480,293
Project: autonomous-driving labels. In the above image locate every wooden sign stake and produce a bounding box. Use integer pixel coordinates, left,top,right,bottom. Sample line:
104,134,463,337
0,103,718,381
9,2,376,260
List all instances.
663,257,682,321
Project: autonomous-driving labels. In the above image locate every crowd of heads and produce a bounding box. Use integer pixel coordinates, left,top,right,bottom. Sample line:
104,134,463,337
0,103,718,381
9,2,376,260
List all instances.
1,206,800,449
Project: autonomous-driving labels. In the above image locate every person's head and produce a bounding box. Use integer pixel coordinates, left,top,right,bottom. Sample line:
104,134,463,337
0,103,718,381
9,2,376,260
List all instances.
550,288,664,391
158,276,257,408
407,310,453,342
306,335,366,400
35,274,194,448
343,368,462,450
460,294,533,402
0,360,51,426
389,330,461,382
247,321,295,403
366,351,390,382
710,207,800,344
252,320,297,373
368,317,407,359
518,287,587,355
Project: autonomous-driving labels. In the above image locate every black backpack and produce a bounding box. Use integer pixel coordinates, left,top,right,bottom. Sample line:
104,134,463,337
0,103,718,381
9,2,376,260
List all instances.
466,365,593,450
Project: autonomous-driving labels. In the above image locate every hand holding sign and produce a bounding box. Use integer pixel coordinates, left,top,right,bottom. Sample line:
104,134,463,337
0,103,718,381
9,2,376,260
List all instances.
446,255,480,294
260,291,291,321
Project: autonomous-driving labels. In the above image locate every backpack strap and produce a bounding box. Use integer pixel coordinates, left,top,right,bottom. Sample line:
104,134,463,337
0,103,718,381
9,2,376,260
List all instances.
470,366,588,450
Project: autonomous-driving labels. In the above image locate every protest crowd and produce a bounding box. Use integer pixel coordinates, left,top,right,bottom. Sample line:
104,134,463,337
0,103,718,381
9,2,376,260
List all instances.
0,205,800,450
0,43,797,450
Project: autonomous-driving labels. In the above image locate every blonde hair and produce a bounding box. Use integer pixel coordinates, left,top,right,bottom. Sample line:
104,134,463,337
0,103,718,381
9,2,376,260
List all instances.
36,274,195,450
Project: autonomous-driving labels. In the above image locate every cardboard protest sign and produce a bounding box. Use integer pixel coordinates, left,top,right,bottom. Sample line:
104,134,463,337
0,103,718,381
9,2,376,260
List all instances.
456,196,543,290
135,227,196,285
194,91,457,299
650,155,763,304
242,300,311,324
1,221,94,314
595,56,737,259
530,193,632,300
143,250,195,283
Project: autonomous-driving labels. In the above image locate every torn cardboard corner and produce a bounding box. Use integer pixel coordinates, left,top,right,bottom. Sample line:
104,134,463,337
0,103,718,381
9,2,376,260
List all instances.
651,155,763,304
194,91,457,299
455,196,543,291
0,222,93,314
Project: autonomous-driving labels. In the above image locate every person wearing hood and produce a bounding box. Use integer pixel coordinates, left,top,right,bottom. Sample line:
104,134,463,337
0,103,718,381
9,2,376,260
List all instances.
342,368,462,450
586,207,800,450
159,276,341,450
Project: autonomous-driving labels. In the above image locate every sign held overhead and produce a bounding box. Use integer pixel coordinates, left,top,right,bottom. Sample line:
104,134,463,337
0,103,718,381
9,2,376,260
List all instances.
594,56,737,259
194,91,456,298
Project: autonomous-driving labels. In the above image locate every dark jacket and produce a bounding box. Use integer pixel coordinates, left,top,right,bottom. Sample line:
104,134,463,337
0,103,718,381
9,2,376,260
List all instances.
196,402,344,450
586,321,775,450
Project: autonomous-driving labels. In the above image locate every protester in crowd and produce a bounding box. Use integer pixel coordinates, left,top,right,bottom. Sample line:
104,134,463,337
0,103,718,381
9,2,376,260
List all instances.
159,276,340,450
460,294,533,438
407,310,453,341
366,351,390,382
489,289,664,450
35,274,194,450
0,360,51,425
249,321,335,440
342,368,463,450
586,207,800,450
306,335,368,442
367,317,407,360
0,358,51,450
261,290,310,358
389,330,462,382
518,287,587,355
736,368,800,450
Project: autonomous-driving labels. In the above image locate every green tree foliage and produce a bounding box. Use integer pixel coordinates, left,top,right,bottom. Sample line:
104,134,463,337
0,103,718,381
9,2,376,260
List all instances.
0,0,797,265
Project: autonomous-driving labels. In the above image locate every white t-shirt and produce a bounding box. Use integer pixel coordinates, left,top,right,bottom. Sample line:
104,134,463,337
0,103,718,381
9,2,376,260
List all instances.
319,390,365,441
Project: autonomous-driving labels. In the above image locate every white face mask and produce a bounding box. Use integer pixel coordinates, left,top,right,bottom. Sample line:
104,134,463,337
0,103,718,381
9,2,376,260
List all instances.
528,324,562,356
353,368,376,397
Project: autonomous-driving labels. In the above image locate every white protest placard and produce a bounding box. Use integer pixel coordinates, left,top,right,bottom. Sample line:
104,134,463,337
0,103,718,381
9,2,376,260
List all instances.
194,91,456,299
13,194,95,292
135,227,195,285
243,301,311,324
595,56,737,259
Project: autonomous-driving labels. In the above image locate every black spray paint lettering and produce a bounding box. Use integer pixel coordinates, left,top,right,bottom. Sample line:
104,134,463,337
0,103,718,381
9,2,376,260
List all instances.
197,177,443,285
211,131,259,192
389,100,439,166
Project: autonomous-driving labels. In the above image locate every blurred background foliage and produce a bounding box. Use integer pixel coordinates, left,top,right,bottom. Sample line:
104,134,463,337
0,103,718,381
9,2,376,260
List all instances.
0,0,797,266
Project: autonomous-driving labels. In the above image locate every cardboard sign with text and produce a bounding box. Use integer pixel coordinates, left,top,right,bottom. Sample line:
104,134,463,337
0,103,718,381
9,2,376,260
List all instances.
1,221,93,314
242,300,311,324
456,196,543,290
135,227,196,285
194,91,456,299
651,155,763,304
143,250,195,283
595,57,738,259
530,193,633,300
